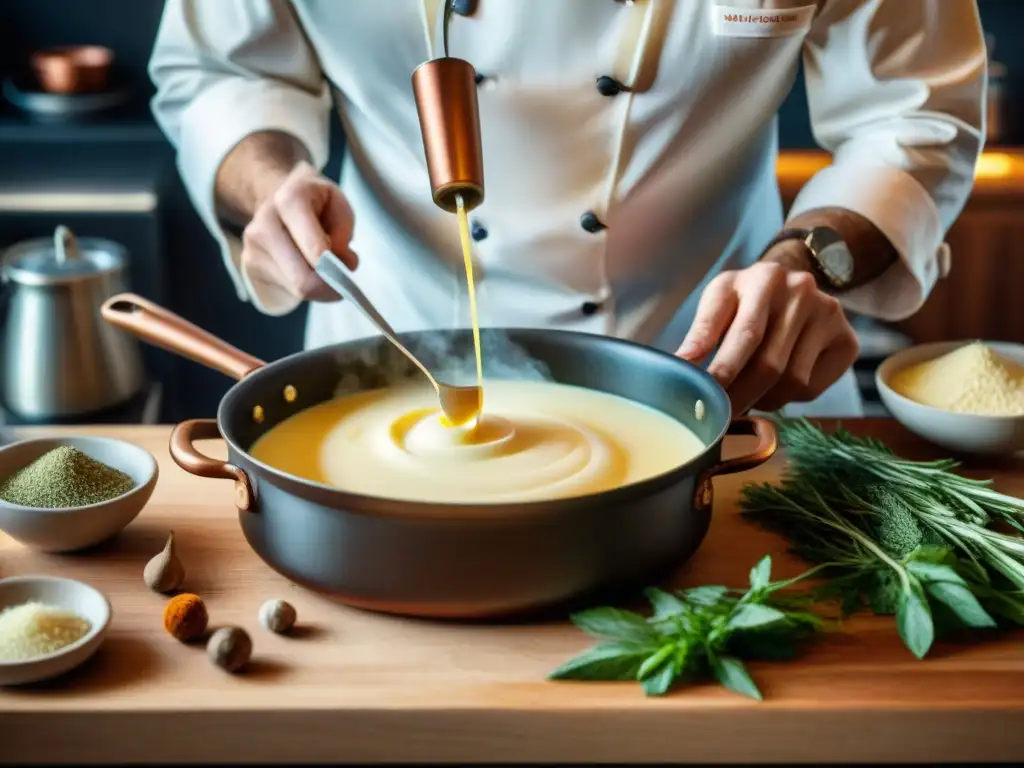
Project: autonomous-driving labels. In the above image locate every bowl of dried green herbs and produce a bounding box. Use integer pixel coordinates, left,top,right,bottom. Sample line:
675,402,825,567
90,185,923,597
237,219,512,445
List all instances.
0,437,157,552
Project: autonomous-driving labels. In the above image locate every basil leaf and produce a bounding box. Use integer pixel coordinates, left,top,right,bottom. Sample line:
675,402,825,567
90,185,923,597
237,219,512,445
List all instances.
681,585,730,607
636,643,675,680
726,603,788,632
896,581,935,659
548,642,655,681
906,561,968,587
640,662,677,697
923,581,997,629
645,587,687,619
710,655,763,701
749,555,772,591
672,643,690,674
927,595,967,636
570,607,659,643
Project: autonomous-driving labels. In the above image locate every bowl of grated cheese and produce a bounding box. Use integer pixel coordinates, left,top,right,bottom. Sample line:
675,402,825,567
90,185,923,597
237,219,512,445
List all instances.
876,340,1024,456
0,575,111,686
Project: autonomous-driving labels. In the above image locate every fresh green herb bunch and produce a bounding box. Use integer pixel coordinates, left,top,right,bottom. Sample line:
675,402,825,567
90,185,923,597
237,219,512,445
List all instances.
548,556,824,700
739,418,1024,659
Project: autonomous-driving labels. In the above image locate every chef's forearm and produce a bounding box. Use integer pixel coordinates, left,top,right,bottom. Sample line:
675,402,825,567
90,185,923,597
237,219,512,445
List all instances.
762,207,900,292
215,131,312,226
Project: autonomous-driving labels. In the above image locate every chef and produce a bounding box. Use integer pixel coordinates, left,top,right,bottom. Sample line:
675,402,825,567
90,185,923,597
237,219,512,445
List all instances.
148,0,984,417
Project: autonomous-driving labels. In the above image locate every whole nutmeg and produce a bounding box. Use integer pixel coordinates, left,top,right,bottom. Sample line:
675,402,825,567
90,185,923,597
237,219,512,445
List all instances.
163,593,208,642
259,599,297,634
204,626,250,675
207,626,252,673
144,531,185,594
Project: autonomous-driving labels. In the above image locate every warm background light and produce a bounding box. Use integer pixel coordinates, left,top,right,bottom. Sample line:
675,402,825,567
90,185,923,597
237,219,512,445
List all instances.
778,151,1024,193
975,152,1016,179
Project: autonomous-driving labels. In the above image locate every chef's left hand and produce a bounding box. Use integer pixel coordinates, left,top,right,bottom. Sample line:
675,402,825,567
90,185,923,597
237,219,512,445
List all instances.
676,244,859,414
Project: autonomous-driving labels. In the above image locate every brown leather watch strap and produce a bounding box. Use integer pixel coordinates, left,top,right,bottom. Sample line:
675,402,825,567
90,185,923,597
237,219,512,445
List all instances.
758,228,832,290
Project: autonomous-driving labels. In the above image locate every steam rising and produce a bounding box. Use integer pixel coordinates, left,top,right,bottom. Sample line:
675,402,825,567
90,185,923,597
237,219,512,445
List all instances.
417,329,552,386
332,329,553,397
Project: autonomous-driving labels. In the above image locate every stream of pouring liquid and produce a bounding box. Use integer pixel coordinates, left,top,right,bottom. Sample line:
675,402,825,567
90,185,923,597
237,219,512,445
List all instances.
455,192,485,407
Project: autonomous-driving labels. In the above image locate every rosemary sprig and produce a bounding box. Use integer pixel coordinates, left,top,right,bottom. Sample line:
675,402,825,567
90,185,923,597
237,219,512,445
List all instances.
779,419,1024,530
739,418,1024,658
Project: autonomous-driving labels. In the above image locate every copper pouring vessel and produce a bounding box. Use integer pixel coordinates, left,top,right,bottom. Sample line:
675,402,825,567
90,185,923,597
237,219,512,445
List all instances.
101,292,777,619
30,46,113,94
412,57,485,213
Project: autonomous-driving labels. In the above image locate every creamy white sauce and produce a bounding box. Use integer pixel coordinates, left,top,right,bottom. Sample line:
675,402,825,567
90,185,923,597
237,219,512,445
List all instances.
250,380,705,504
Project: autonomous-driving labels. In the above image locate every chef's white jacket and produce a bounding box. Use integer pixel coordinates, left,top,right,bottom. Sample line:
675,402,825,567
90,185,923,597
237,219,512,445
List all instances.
149,0,985,417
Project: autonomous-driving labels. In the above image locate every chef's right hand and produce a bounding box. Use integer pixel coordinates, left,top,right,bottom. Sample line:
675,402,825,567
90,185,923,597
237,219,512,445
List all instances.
240,161,358,302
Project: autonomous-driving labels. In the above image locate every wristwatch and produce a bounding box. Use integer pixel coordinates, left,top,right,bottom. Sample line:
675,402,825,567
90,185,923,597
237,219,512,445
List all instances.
762,226,855,291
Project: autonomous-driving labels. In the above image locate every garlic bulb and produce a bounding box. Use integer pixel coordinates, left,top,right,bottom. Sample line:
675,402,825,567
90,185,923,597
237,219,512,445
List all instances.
143,532,185,594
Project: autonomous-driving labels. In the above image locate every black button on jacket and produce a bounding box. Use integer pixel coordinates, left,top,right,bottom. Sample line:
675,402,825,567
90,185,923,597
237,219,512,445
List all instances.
596,75,623,96
580,212,606,233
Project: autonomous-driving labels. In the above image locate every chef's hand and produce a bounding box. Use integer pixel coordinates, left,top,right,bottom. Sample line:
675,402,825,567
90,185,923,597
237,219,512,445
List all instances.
676,246,859,414
240,161,358,302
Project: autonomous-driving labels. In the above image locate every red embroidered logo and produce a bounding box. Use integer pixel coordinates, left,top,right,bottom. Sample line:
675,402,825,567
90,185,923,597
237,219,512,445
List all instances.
722,13,799,23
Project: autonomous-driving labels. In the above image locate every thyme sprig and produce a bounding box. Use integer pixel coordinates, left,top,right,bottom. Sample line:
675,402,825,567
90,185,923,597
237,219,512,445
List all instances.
740,418,1024,658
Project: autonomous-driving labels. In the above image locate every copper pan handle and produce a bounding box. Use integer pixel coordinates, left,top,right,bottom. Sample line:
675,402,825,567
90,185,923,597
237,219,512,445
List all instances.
170,419,254,511
102,293,264,381
693,416,777,512
707,416,778,477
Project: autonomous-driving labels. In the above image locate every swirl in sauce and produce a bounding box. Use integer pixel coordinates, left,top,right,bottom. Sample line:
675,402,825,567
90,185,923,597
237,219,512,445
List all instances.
249,380,705,504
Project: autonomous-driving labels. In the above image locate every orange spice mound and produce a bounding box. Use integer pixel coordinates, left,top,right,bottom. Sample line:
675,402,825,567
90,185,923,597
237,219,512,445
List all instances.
163,593,208,642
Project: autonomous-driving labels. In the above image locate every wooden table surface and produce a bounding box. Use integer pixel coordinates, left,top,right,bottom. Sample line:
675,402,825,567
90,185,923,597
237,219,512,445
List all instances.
1,421,1023,764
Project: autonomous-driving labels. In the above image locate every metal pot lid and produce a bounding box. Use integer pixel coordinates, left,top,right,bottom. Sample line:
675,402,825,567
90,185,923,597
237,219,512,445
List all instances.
2,225,127,287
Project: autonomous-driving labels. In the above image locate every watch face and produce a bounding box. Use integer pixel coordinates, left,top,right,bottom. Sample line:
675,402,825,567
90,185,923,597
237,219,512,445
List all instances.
809,228,854,287
818,242,854,285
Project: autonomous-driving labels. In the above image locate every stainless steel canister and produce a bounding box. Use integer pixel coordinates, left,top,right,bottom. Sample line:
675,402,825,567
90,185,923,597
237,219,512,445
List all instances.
0,226,145,419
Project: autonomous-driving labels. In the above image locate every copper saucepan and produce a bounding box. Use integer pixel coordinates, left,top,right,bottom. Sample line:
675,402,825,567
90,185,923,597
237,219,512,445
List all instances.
30,46,114,94
102,293,776,619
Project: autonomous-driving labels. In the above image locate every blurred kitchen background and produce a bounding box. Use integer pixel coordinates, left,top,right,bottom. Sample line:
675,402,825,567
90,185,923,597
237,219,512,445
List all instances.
0,0,1020,425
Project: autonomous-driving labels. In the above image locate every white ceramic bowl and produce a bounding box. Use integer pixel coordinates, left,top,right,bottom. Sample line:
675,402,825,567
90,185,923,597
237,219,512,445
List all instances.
0,436,158,552
0,575,111,686
876,341,1024,456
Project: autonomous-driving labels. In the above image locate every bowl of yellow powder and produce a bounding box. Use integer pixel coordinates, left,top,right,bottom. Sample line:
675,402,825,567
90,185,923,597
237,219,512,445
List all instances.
0,575,111,686
877,341,1024,456
0,436,158,552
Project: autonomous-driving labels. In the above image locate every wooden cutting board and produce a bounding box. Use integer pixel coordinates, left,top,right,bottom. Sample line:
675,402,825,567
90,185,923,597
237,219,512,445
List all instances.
1,421,1023,764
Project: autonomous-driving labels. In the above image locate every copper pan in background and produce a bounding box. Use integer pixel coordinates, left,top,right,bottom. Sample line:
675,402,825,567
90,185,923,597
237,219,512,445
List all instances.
30,46,114,94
